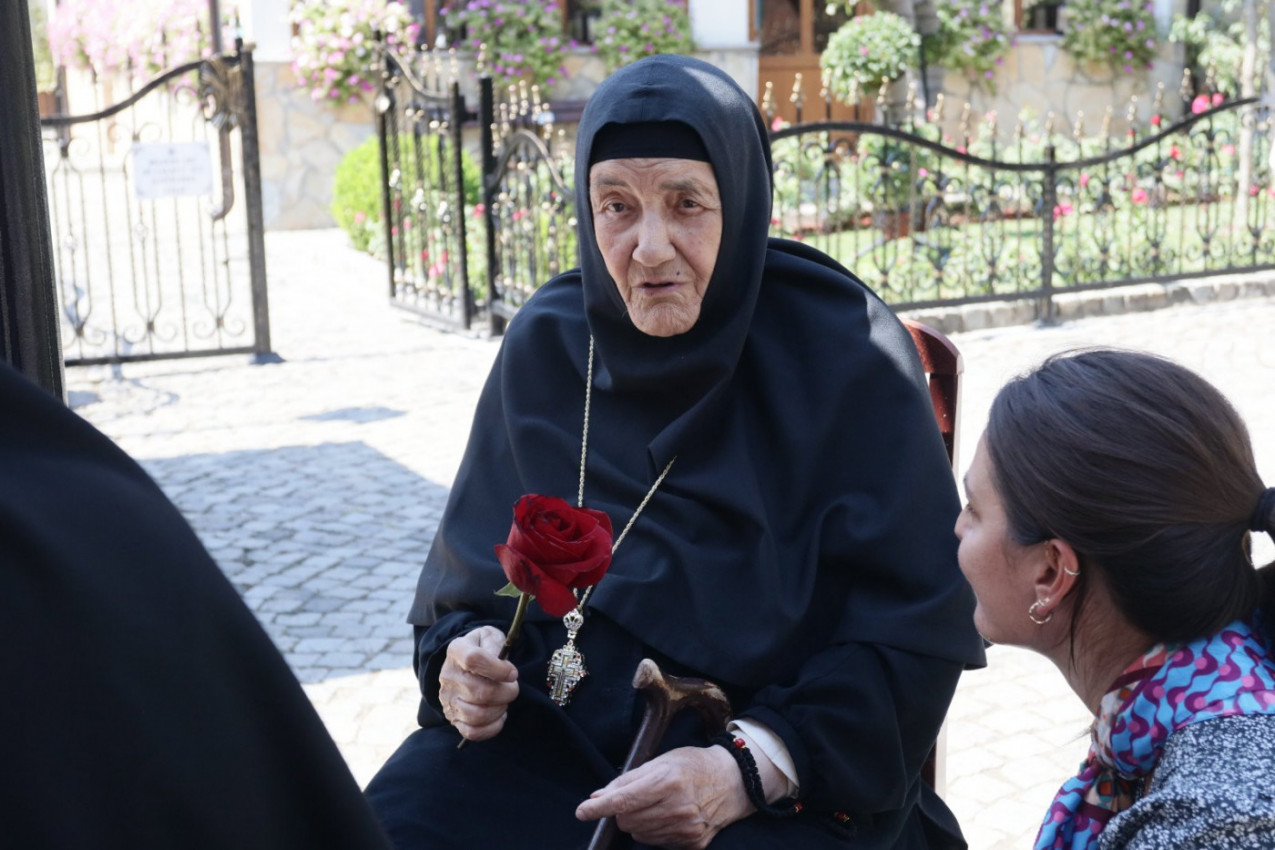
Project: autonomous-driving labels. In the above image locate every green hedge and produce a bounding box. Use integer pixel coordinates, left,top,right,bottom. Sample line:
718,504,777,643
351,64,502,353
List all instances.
332,135,482,253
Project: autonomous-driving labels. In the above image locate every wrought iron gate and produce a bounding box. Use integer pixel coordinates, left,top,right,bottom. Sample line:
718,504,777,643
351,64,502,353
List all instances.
376,46,476,330
40,39,272,366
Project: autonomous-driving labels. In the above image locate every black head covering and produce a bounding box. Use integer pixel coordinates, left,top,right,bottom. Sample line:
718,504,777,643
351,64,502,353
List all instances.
0,361,391,849
574,54,773,409
411,55,982,690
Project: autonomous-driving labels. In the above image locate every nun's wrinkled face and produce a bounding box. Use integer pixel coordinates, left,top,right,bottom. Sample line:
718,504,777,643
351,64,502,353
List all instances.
589,157,722,337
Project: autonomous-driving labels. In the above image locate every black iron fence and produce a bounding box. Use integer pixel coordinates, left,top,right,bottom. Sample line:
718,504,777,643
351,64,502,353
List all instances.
40,39,273,366
376,46,1275,332
767,85,1274,318
376,45,575,333
376,46,478,330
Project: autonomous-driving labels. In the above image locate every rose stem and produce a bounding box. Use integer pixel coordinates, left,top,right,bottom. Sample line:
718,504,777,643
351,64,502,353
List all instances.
498,591,532,661
457,591,530,750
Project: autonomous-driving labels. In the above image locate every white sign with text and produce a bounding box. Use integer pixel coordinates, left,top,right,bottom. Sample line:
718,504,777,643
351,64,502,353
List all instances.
132,142,214,201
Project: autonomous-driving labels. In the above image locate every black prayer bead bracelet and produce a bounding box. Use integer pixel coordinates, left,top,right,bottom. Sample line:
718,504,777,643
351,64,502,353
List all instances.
711,732,804,818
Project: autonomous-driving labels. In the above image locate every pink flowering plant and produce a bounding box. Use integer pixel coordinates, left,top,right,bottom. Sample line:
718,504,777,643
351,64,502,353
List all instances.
290,0,418,104
440,0,572,88
923,1,1011,90
1062,0,1159,74
48,0,219,79
821,8,920,100
593,0,695,74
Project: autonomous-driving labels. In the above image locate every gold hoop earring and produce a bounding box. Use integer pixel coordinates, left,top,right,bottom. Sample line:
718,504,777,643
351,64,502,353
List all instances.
1028,599,1053,625
1062,566,1080,577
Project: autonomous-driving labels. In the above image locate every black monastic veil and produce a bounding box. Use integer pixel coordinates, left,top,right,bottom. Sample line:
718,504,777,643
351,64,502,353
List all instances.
0,361,392,849
372,54,985,849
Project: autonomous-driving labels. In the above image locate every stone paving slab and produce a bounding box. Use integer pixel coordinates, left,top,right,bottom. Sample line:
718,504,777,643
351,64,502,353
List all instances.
66,229,1275,850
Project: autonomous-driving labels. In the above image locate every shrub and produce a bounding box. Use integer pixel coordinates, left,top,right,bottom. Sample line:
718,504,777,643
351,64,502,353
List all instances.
821,10,920,102
1062,0,1159,74
290,0,419,105
440,0,573,88
923,0,1012,89
1169,2,1269,97
332,135,482,253
593,0,695,73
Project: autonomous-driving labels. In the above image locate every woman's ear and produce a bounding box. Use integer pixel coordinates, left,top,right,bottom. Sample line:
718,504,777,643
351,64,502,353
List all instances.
1031,538,1082,620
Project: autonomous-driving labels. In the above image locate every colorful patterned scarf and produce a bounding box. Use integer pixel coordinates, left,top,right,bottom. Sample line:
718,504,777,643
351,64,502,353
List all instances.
1034,616,1275,850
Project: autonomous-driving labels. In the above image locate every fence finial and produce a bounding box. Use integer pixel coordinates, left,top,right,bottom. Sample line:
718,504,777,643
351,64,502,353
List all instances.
1073,110,1085,140
791,74,804,105
1126,94,1139,129
959,101,972,138
1100,105,1112,138
933,92,945,122
1180,67,1193,103
1153,81,1165,117
1045,111,1056,140
762,81,775,121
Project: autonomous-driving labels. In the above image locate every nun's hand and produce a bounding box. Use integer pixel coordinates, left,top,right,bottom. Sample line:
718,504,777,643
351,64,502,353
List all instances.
438,626,519,741
575,745,753,849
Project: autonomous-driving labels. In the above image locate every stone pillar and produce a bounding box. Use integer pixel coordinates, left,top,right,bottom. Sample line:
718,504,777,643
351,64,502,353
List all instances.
0,0,63,396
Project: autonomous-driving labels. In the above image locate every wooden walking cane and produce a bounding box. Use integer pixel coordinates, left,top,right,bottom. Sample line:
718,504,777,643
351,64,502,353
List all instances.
586,659,732,850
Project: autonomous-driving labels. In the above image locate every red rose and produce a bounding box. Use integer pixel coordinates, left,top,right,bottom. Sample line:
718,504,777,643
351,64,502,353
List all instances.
494,495,614,618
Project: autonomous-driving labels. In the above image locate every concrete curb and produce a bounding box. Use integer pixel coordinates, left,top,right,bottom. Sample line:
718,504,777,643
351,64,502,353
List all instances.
900,272,1275,335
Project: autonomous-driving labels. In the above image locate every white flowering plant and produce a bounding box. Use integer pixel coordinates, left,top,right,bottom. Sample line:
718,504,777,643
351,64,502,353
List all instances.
593,0,695,74
290,0,420,104
821,9,920,101
48,0,217,78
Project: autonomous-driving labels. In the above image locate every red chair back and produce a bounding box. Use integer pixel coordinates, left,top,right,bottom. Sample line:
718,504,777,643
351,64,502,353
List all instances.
901,318,963,795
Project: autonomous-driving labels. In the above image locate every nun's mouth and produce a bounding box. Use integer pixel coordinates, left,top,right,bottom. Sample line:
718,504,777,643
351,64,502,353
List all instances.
640,280,677,289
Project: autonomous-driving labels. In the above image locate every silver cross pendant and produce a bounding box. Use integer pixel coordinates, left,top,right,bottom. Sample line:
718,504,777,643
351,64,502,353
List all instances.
546,609,588,707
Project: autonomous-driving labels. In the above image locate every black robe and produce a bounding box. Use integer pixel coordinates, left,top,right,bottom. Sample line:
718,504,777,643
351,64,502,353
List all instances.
367,55,985,848
0,361,391,849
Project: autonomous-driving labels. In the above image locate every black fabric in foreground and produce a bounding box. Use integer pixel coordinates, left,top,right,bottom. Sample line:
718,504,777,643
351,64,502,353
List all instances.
0,359,391,849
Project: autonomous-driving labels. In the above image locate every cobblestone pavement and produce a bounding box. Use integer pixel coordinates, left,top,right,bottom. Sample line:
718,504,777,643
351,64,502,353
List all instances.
67,230,1275,850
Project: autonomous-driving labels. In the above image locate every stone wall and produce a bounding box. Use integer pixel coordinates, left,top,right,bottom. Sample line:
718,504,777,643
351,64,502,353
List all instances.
933,35,1186,142
254,61,377,231
252,48,758,232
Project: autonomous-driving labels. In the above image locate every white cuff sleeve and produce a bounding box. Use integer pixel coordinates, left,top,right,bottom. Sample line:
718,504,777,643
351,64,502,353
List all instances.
728,717,801,800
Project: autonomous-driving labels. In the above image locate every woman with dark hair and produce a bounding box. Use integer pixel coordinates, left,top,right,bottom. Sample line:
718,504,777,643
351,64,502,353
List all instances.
955,348,1275,849
364,54,984,849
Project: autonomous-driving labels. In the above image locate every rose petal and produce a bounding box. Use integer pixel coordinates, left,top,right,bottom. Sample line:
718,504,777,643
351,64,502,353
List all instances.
533,577,580,618
494,543,536,594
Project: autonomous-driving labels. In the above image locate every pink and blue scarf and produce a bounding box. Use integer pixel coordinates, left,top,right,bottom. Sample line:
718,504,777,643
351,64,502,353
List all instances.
1034,616,1275,850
